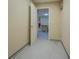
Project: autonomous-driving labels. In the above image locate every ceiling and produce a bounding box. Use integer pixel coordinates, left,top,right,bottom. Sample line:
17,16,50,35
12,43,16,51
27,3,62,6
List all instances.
32,0,61,3
37,9,48,17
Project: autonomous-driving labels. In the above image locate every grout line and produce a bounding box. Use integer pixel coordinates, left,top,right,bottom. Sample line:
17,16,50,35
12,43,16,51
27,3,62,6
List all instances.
50,39,61,42
8,43,29,59
50,39,70,59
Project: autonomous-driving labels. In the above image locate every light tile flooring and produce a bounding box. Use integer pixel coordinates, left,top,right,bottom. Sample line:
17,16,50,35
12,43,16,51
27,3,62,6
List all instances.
10,39,69,59
37,31,48,40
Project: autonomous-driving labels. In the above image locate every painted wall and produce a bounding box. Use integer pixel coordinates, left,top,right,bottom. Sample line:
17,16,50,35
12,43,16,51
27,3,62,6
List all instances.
31,2,38,45
8,0,30,57
61,0,70,55
36,3,61,40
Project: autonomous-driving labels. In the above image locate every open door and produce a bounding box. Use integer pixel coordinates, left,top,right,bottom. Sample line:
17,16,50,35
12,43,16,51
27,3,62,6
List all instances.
29,3,37,45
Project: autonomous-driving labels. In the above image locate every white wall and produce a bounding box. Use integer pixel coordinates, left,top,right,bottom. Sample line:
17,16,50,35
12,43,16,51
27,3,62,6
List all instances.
36,3,61,40
61,0,70,55
8,0,30,57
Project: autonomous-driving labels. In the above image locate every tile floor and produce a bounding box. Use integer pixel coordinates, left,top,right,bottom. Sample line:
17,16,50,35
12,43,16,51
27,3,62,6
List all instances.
10,39,69,59
37,31,48,40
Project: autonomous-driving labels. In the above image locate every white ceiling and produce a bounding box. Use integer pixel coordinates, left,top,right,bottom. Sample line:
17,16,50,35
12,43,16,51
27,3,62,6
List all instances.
37,9,48,16
32,0,61,3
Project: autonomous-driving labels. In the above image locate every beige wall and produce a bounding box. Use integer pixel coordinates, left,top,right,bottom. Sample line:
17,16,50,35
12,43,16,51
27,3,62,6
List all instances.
36,3,61,40
31,2,38,45
61,0,70,55
8,0,30,57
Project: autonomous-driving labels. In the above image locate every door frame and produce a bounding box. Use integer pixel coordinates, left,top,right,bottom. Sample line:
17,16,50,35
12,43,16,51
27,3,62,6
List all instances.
28,5,31,45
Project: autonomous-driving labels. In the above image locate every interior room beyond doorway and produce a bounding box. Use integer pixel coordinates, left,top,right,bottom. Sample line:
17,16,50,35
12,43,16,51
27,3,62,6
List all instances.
37,9,49,40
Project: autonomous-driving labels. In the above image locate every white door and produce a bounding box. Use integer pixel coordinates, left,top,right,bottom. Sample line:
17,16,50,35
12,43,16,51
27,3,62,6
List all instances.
30,3,37,45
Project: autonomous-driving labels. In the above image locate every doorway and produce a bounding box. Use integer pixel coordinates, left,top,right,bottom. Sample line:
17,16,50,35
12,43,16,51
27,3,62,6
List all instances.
37,9,49,40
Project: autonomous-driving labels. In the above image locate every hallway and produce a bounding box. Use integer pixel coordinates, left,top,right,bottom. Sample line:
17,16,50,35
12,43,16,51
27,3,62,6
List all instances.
10,39,69,59
8,0,70,59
